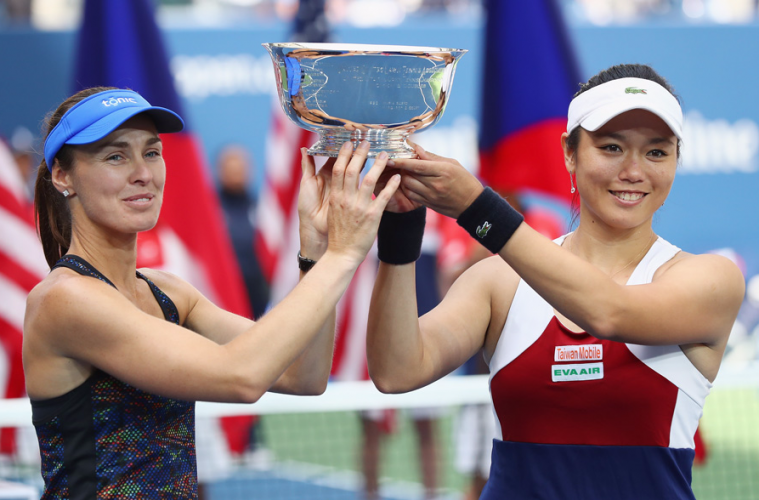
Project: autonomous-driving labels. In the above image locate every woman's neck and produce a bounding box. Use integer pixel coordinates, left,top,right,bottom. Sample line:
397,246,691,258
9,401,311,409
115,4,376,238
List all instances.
66,226,139,294
567,224,657,279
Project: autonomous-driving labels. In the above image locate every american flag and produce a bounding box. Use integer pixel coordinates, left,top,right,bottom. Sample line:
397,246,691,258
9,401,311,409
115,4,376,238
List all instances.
255,0,390,384
0,140,47,455
256,0,474,384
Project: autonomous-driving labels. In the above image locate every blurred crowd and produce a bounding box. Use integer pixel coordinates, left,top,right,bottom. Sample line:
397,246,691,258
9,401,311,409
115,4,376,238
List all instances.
2,0,759,29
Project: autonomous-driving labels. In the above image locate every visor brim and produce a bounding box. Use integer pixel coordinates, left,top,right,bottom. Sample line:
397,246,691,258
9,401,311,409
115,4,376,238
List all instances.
66,106,184,145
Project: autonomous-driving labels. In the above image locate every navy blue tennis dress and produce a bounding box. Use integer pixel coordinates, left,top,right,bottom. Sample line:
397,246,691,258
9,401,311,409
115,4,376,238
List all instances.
31,255,198,499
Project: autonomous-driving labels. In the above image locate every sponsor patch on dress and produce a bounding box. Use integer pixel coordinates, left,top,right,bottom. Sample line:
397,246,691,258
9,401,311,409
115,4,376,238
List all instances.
551,362,604,382
554,344,603,362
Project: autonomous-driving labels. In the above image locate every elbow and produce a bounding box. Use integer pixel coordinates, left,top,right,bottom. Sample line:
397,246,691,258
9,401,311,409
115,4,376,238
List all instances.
294,378,329,396
229,370,267,404
369,371,412,395
274,371,330,396
374,380,406,395
586,314,618,341
235,383,266,405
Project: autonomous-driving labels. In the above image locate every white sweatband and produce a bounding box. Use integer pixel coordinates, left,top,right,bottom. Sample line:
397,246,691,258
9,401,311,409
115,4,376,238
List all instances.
567,77,683,141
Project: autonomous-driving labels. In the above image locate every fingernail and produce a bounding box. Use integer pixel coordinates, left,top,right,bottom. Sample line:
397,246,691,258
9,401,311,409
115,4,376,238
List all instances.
360,141,370,150
378,152,388,160
341,141,352,151
387,159,395,167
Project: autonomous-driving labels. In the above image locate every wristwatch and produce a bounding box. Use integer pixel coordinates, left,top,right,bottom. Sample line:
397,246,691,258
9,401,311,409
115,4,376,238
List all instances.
297,252,317,273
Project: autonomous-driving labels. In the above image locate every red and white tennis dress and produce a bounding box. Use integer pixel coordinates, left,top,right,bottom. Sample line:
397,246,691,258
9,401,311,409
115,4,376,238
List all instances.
482,236,710,500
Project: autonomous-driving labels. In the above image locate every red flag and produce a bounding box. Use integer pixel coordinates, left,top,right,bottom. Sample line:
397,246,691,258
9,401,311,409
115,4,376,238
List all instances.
254,109,314,285
479,0,581,204
0,140,47,454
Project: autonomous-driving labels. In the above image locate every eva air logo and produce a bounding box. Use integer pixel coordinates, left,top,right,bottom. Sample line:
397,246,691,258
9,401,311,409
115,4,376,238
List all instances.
476,221,492,238
625,87,647,95
102,97,138,107
551,362,604,382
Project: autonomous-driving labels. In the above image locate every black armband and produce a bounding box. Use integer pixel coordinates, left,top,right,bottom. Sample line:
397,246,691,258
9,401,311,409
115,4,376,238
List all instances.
456,187,524,254
377,206,426,265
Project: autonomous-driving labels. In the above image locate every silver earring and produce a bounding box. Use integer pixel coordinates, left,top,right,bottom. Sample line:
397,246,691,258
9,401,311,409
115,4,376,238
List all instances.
62,189,70,198
570,173,576,194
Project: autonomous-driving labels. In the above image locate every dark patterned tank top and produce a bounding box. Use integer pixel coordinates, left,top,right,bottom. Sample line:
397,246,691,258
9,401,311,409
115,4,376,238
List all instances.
31,255,198,499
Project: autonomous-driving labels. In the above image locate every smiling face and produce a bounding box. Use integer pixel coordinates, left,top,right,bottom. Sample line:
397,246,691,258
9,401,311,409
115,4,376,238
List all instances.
563,109,678,232
54,115,166,238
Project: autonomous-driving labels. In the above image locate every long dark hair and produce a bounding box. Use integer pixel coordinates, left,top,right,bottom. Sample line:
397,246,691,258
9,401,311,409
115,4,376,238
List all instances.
34,86,118,268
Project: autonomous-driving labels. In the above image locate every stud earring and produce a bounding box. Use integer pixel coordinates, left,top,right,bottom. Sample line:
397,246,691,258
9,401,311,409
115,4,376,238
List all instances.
569,173,576,194
62,189,70,198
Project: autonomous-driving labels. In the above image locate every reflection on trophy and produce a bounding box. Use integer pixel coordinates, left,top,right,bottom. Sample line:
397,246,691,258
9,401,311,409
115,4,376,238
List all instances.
263,43,467,158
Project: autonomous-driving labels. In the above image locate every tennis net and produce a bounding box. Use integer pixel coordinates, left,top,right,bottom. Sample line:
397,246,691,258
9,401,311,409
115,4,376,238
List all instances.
1,366,758,499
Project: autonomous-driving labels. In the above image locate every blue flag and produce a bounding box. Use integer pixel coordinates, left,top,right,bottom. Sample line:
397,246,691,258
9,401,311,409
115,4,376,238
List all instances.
73,0,250,318
479,0,581,203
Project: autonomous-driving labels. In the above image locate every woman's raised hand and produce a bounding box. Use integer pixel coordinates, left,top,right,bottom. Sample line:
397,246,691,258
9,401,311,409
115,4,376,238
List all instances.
374,163,423,214
298,149,335,259
327,141,400,266
388,142,483,218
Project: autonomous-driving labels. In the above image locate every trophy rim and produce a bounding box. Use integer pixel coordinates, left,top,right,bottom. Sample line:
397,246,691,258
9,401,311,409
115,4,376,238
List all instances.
262,42,467,55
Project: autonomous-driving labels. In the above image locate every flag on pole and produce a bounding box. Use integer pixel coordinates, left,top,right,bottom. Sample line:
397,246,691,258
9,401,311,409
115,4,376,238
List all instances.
478,0,582,204
253,0,378,382
74,0,252,458
75,0,250,317
0,140,47,454
255,0,328,285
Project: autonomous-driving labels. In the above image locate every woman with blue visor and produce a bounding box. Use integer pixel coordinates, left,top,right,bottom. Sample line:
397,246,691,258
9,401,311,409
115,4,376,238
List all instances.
24,86,399,498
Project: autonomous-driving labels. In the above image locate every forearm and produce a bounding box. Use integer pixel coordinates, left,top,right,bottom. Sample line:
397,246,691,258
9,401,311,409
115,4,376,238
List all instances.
224,251,355,401
269,225,336,394
271,270,337,395
454,188,622,338
366,262,429,393
498,224,621,337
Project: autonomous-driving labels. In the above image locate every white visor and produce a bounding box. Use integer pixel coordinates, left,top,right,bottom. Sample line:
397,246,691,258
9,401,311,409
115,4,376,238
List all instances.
567,77,683,141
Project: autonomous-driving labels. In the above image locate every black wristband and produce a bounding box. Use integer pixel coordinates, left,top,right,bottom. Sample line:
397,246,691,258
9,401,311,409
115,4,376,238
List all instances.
457,187,524,254
297,252,317,272
377,206,426,265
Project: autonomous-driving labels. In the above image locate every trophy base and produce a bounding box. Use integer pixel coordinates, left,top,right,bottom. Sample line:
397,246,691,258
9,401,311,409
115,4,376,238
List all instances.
307,129,417,159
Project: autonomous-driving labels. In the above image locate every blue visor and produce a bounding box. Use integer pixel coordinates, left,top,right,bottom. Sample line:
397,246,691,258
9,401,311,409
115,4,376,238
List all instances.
44,89,184,171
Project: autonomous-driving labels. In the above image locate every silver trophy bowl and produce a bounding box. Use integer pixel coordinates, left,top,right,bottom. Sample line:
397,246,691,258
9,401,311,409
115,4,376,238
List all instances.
263,42,467,158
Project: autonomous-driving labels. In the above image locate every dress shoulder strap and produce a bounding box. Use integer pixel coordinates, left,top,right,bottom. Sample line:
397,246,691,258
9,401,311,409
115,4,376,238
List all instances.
53,255,117,289
136,271,180,325
53,255,180,324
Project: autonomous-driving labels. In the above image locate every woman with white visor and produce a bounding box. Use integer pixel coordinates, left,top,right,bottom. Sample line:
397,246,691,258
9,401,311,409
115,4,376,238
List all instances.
365,64,744,499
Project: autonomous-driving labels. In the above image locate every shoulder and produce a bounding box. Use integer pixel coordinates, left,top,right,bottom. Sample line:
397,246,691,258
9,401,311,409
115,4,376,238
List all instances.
136,268,203,322
461,255,521,356
655,250,745,304
455,254,520,299
27,268,118,312
25,269,126,346
137,268,192,294
657,250,744,285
